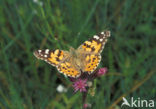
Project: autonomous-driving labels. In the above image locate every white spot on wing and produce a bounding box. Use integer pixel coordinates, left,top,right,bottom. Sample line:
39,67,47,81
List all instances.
44,55,47,57
93,35,99,40
100,39,103,42
38,50,41,53
45,49,49,54
101,32,104,34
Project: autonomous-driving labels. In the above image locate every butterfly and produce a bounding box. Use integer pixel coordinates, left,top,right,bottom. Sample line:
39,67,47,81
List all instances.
34,31,110,78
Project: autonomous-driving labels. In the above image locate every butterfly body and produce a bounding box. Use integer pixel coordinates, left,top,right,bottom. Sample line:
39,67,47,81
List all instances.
34,31,110,78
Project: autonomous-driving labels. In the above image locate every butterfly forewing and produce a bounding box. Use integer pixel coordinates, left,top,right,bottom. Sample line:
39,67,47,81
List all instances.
79,31,110,54
34,49,64,66
34,49,81,78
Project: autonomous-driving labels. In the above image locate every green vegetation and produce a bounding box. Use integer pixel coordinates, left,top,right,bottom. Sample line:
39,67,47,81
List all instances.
0,0,156,109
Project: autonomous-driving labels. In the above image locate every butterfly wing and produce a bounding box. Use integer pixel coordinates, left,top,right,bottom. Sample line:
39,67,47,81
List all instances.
78,31,110,74
79,31,110,54
34,49,65,66
34,49,81,78
83,54,101,74
57,61,81,78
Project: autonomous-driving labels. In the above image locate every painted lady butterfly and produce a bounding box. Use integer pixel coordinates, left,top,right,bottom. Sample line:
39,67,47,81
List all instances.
34,31,110,78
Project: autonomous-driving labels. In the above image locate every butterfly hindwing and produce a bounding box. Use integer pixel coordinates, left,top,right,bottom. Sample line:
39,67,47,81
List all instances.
57,62,81,78
84,54,101,74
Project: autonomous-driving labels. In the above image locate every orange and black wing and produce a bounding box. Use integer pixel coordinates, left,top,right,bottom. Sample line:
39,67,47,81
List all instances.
78,31,111,74
34,49,81,78
57,61,81,78
34,49,65,66
79,31,110,54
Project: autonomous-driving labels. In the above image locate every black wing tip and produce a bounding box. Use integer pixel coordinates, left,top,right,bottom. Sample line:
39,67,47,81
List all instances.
100,30,111,37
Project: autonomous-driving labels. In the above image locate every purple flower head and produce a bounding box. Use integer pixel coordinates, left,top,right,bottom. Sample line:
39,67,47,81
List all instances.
96,67,108,77
83,103,88,109
72,79,88,92
83,103,91,109
70,67,108,108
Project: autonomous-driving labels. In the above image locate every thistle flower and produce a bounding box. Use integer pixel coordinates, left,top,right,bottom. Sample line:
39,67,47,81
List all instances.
97,67,108,77
70,67,108,109
71,67,108,93
83,103,91,109
72,79,88,92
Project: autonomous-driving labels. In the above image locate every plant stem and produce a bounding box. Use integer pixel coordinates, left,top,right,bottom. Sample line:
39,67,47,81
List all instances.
82,90,88,109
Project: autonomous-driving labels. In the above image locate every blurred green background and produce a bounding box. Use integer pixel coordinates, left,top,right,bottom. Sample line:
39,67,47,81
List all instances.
0,0,156,109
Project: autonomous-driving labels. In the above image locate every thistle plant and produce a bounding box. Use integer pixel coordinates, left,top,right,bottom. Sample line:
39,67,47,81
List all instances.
70,67,108,109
